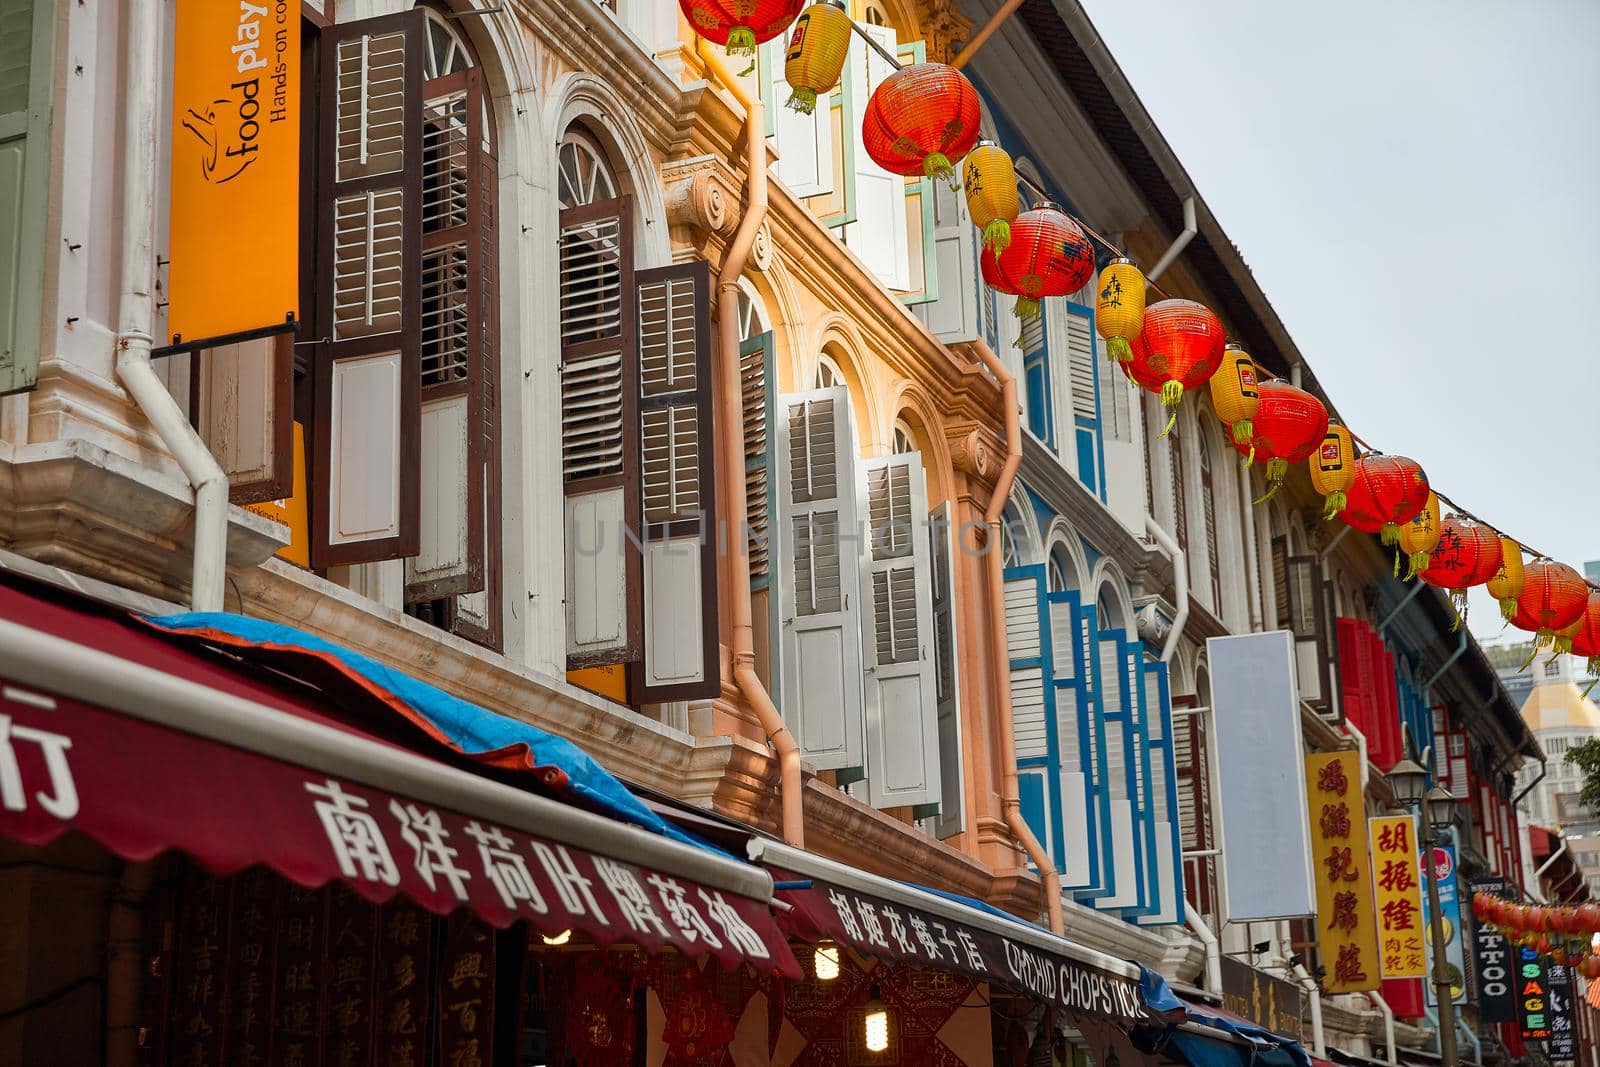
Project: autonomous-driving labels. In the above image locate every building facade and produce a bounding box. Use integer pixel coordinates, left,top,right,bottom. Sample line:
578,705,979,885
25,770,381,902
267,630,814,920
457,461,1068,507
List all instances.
0,0,1557,1063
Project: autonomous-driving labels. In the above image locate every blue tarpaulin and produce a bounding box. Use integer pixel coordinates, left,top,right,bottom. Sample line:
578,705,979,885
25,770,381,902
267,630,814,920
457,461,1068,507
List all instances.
144,612,722,855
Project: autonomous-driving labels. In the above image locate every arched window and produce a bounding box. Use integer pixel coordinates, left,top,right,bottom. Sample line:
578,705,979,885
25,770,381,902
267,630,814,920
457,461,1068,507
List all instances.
557,129,618,210
1096,587,1123,632
737,288,768,342
815,352,846,389
1047,544,1072,593
892,419,916,455
1001,503,1024,569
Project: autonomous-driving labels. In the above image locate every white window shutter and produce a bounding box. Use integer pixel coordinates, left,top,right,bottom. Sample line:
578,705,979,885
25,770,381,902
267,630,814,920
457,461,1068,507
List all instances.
762,37,834,198
928,503,965,839
776,386,865,773
912,175,981,344
1004,564,1060,872
1049,588,1105,891
1093,631,1143,911
839,24,909,292
195,334,293,505
558,196,639,668
859,451,940,810
311,13,425,568
635,261,719,702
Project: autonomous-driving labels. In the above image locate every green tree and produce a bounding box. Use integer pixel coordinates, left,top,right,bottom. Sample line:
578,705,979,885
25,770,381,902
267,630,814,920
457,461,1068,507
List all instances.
1565,738,1600,813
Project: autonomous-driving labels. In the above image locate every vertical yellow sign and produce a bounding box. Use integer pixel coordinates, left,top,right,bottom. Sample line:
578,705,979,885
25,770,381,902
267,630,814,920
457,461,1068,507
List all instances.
1305,752,1380,993
1369,815,1427,979
167,0,299,349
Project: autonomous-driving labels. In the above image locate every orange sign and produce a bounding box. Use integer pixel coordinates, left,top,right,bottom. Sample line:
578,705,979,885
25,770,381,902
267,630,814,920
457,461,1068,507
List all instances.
1305,752,1380,993
244,422,309,567
1369,815,1426,978
166,0,299,350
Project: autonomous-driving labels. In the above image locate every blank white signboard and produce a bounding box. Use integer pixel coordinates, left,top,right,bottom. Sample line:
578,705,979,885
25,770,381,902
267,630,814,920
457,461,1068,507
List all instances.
1207,630,1317,922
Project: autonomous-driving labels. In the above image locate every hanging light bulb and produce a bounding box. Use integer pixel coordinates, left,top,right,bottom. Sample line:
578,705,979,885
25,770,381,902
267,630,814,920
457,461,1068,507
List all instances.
542,929,572,946
813,940,840,981
863,984,889,1052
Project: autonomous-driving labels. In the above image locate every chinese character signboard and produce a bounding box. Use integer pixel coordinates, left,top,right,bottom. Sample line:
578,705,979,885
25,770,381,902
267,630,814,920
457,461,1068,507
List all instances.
1521,946,1551,1040
1546,962,1576,1060
1421,844,1467,1006
1469,877,1519,1023
1369,815,1425,978
166,0,300,351
1304,752,1379,992
1219,957,1305,1043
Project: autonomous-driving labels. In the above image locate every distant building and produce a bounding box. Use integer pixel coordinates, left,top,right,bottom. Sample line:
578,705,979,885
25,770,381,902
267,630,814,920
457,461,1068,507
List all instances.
1513,652,1600,898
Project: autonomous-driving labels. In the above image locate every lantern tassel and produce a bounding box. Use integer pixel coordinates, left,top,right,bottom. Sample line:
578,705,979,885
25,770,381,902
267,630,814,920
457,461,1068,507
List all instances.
1104,336,1133,363
1521,632,1554,672
1500,596,1518,623
725,27,757,56
786,88,819,114
981,219,1012,256
1584,659,1599,698
1553,634,1575,659
1231,419,1253,446
1253,458,1287,504
1449,588,1469,631
1406,551,1429,581
1158,381,1183,438
1013,297,1041,320
1380,521,1401,547
1393,549,1402,579
1321,491,1346,522
923,152,958,189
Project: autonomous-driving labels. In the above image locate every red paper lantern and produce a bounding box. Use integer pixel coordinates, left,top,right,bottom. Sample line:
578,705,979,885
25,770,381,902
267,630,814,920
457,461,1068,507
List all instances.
679,0,805,56
1338,455,1429,545
1419,516,1503,629
862,62,981,187
1512,558,1589,653
979,205,1095,321
1581,902,1600,932
1231,378,1329,501
1570,591,1600,697
1124,299,1226,437
1583,956,1600,981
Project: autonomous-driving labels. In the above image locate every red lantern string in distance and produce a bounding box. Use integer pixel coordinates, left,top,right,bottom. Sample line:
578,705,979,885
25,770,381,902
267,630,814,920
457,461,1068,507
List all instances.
1512,558,1589,664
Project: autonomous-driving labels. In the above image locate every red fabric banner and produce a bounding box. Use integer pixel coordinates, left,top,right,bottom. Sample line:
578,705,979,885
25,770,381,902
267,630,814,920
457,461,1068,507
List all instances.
0,680,797,977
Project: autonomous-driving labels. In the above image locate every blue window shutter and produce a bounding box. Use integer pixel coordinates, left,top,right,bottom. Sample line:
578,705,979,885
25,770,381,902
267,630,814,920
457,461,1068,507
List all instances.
1093,630,1146,914
1064,301,1102,496
1073,604,1113,901
1021,312,1052,446
1004,564,1061,869
1049,589,1106,891
1122,645,1159,919
1137,658,1186,925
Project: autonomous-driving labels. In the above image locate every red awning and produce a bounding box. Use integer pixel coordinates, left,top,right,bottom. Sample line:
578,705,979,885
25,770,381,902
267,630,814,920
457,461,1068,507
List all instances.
0,573,799,977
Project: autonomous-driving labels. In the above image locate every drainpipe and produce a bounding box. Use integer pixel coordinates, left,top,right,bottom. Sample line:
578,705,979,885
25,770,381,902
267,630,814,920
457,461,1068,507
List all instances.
950,0,1023,70
1514,760,1546,807
1535,837,1570,882
1144,516,1187,665
104,861,154,1067
697,40,803,849
1422,630,1468,700
1366,989,1398,1066
1343,718,1371,794
1239,479,1262,630
1377,581,1425,635
970,337,1063,936
1145,196,1195,283
1185,901,1221,993
1289,952,1326,1057
118,0,227,612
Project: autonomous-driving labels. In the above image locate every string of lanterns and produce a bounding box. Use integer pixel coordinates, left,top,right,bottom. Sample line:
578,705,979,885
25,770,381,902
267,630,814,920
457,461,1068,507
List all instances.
682,0,1600,686
1472,893,1600,978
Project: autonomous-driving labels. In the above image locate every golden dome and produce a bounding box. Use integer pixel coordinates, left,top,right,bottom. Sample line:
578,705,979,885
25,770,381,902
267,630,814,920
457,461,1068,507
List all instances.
1522,681,1600,735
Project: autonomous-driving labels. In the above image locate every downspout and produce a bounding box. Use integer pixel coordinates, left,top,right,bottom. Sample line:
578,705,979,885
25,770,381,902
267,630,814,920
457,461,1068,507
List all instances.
1535,837,1570,882
1422,630,1468,700
1343,718,1371,794
1288,953,1327,1057
950,0,1023,70
1145,196,1196,283
104,861,154,1067
698,40,803,848
1185,901,1222,994
1514,760,1546,807
1144,516,1187,665
1239,476,1262,630
970,337,1063,936
1377,581,1424,635
118,0,227,612
1365,990,1398,1066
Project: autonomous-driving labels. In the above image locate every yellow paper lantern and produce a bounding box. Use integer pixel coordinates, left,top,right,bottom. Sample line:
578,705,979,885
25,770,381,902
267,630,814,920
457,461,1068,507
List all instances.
1486,537,1524,622
1397,491,1441,580
960,140,1020,255
1554,614,1585,658
1208,344,1260,452
783,0,852,114
1095,258,1145,363
1307,421,1355,520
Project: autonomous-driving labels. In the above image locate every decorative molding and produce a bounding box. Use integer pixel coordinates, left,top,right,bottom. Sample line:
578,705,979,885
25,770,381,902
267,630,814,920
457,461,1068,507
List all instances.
915,0,974,64
662,154,737,236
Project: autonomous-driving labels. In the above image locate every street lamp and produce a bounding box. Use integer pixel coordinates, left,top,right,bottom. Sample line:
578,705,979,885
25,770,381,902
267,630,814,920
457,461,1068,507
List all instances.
1391,762,1460,1067
1388,757,1429,808
1423,785,1459,839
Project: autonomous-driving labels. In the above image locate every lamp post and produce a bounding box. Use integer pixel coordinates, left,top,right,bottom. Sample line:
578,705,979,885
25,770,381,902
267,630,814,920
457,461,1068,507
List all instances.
1389,759,1460,1067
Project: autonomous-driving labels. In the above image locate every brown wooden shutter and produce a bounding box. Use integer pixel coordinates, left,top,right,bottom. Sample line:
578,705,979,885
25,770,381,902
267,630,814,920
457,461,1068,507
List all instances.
1200,437,1221,611
309,13,424,568
1270,534,1289,629
631,261,719,702
559,196,639,668
191,333,295,505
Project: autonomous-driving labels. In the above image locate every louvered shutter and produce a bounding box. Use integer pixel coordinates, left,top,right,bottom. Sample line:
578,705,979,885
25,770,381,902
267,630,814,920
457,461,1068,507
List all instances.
1168,429,1187,552
1200,437,1221,610
761,37,834,197
1286,555,1331,712
839,24,909,291
859,451,939,809
1173,702,1217,919
1136,659,1185,926
311,13,425,567
194,334,293,504
1270,535,1289,628
911,169,981,343
1093,631,1144,911
741,330,780,694
0,0,51,396
1021,313,1052,446
1064,301,1101,494
928,502,964,838
632,261,719,701
1004,564,1060,871
1050,588,1106,891
1123,642,1157,918
776,387,865,772
406,65,493,604
559,196,638,668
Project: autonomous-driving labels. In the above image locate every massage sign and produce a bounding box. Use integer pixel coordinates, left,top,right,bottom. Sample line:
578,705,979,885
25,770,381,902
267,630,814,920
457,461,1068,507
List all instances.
165,0,300,351
1304,752,1380,993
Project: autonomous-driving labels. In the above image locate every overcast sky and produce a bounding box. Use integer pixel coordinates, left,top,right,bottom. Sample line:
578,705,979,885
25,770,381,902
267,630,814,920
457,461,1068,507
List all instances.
1076,1,1600,644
